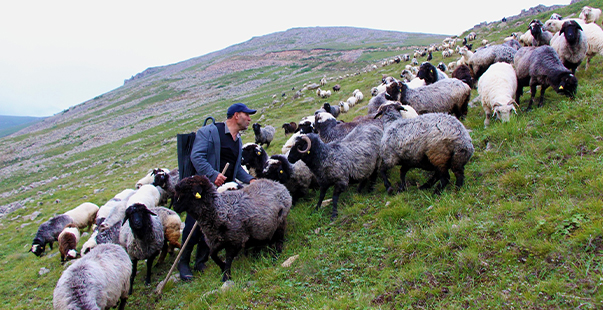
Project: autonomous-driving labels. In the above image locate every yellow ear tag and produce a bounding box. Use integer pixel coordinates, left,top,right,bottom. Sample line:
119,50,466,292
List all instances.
257,151,261,155
195,192,201,199
307,151,310,154
559,85,564,90
279,170,283,174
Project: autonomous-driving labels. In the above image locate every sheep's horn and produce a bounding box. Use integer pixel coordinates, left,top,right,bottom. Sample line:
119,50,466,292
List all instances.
374,110,383,119
297,135,312,153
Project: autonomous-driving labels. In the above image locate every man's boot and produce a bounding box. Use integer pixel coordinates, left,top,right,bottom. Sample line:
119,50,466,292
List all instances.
177,240,195,281
193,234,210,272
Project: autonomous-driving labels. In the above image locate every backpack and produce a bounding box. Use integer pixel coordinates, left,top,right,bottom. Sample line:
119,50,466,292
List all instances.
177,116,215,180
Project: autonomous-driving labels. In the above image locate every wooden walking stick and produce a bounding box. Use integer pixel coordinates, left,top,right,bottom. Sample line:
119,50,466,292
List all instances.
155,163,229,295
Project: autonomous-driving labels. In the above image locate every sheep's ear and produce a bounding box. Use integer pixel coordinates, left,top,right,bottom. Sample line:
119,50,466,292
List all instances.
195,192,202,199
146,209,157,216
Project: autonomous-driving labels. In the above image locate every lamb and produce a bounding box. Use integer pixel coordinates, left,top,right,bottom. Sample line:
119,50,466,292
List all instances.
262,155,317,205
579,6,602,24
477,62,518,126
468,43,517,80
529,19,553,46
149,206,182,264
119,203,164,292
135,168,169,189
374,102,474,194
173,176,292,281
64,202,99,231
544,19,603,71
550,20,587,74
241,143,269,178
339,101,350,113
281,121,297,136
514,46,578,110
30,214,73,256
314,111,382,143
384,78,471,119
53,243,132,310
287,124,383,220
153,168,180,207
58,223,81,263
451,64,474,89
252,123,276,148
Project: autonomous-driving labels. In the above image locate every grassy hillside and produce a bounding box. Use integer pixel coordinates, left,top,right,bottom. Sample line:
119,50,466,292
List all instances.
1,1,603,309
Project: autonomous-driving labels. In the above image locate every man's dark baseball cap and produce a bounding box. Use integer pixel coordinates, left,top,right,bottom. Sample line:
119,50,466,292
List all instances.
227,103,256,118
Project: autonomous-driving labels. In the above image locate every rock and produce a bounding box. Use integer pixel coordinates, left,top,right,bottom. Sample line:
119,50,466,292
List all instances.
281,255,299,268
39,267,50,276
27,211,41,221
221,280,235,291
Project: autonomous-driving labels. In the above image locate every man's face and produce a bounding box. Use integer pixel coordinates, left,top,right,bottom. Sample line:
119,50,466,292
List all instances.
235,112,252,131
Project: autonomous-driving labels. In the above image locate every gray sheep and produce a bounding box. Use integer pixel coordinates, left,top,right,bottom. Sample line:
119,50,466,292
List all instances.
53,243,131,310
252,123,276,148
287,124,383,220
173,176,292,281
119,203,164,293
514,46,578,110
314,111,382,143
384,78,471,119
529,19,553,47
262,154,317,205
467,43,517,80
375,102,474,194
367,92,389,115
550,20,587,74
30,214,73,257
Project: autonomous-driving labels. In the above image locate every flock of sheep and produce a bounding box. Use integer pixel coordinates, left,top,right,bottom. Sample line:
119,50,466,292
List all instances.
28,5,603,309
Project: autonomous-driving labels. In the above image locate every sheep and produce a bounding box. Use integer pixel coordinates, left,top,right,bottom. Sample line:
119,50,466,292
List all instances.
400,69,416,82
447,61,458,72
241,143,269,178
514,46,578,110
149,206,182,264
529,19,553,46
135,168,169,189
467,43,517,80
295,115,315,134
53,243,131,310
437,62,448,72
262,155,317,205
119,203,164,292
58,223,81,263
417,62,448,85
544,19,603,71
287,124,383,220
339,101,350,113
281,121,297,136
80,230,98,256
173,176,292,281
451,64,474,89
346,96,359,107
367,92,389,115
153,168,179,207
477,62,518,126
384,78,471,119
354,90,364,102
550,20,588,74
457,46,474,66
96,189,136,227
127,184,160,210
406,77,426,89
579,6,602,24
333,84,341,92
316,88,331,98
30,214,73,256
411,57,419,65
64,202,99,231
314,111,382,143
503,38,522,50
551,13,563,20
282,132,303,156
252,123,276,148
374,102,474,195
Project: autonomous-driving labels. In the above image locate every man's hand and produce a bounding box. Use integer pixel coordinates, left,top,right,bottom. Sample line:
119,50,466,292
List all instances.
214,173,227,187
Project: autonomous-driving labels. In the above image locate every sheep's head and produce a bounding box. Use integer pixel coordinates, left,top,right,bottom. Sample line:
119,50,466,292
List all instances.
560,20,583,44
153,171,169,188
374,101,408,121
30,239,45,256
287,135,313,164
262,156,291,184
417,62,438,84
493,101,518,123
123,203,157,234
173,175,215,217
384,81,404,101
555,73,578,98
252,123,261,134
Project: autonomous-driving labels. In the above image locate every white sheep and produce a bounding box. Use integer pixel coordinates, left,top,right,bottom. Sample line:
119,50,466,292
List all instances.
127,184,160,210
354,90,364,102
53,243,132,310
346,96,358,107
339,101,350,113
406,77,426,89
579,6,602,24
135,168,169,189
544,19,603,71
64,202,99,231
477,62,518,126
550,20,588,74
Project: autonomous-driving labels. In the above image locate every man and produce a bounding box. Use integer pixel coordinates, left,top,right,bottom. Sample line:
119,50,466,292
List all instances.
178,102,257,281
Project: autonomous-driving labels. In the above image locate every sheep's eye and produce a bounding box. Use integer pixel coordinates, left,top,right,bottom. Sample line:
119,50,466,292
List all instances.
195,192,202,199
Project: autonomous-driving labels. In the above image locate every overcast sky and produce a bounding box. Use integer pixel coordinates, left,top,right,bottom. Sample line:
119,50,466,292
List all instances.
0,0,567,117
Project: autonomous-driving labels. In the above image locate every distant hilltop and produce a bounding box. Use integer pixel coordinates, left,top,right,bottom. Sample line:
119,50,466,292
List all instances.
471,2,572,30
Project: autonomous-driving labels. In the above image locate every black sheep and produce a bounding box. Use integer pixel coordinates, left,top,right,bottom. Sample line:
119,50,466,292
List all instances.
451,64,474,89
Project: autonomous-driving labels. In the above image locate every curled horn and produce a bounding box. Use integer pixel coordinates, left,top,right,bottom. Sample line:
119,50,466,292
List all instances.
297,135,312,153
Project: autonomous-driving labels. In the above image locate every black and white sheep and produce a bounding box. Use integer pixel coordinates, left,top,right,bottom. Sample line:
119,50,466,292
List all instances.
241,143,269,178
135,168,169,189
173,175,292,281
294,115,315,134
417,62,448,85
467,43,517,80
287,124,383,220
529,19,553,46
252,123,276,148
478,62,518,126
384,78,471,119
514,46,578,109
550,20,588,74
53,243,132,310
262,154,317,205
96,189,136,227
58,223,81,263
64,202,99,231
374,102,474,194
30,214,73,256
153,168,179,207
119,203,164,292
544,19,603,71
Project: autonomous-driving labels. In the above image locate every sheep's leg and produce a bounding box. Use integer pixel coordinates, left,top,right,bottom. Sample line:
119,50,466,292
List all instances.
272,226,286,253
129,259,138,295
118,297,128,310
453,168,465,189
210,245,226,272
367,169,379,193
380,166,394,194
356,179,367,193
330,183,347,220
156,239,169,265
538,85,547,108
315,186,328,211
515,83,523,106
221,246,241,282
397,166,410,192
527,83,537,110
145,250,160,286
419,172,439,190
434,170,451,195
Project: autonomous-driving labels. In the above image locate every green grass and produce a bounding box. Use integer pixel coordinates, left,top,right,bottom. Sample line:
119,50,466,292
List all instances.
2,1,603,309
